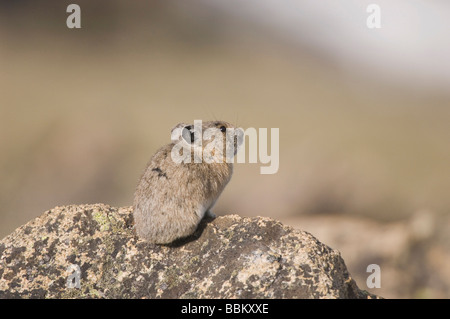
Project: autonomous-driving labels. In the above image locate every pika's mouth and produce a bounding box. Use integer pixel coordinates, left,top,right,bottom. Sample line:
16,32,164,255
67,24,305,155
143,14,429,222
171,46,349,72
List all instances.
233,128,244,156
233,138,239,155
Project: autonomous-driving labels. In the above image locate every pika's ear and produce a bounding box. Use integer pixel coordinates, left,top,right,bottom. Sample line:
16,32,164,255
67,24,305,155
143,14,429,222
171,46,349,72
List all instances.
171,123,194,146
171,123,187,136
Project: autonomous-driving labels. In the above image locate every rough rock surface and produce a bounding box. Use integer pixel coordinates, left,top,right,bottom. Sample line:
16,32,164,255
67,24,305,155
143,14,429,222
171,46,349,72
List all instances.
0,204,377,298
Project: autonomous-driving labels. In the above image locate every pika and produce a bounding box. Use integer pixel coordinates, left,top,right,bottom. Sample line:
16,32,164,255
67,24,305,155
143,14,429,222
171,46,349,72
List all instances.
133,120,241,244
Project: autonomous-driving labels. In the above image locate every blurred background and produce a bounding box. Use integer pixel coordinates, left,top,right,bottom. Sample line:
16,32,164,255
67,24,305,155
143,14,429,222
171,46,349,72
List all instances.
1,0,450,298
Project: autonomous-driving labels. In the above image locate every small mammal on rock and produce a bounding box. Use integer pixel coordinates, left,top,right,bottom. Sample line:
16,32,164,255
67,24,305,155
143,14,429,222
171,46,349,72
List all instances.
133,120,242,244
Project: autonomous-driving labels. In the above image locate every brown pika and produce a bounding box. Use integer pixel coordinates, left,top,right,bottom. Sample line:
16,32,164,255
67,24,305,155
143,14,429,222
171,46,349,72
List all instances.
133,120,242,244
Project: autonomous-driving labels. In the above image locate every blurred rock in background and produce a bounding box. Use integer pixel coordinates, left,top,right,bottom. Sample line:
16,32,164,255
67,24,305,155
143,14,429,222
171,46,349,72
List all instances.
1,0,449,298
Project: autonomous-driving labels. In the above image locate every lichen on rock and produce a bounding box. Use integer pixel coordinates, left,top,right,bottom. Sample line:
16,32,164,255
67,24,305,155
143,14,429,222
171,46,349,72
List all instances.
0,203,378,298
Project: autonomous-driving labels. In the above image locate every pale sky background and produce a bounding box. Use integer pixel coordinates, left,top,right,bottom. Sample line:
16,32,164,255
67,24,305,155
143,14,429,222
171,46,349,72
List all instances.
193,0,450,92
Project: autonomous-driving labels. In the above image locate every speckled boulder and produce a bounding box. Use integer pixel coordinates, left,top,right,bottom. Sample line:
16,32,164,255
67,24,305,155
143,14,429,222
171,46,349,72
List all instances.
0,204,376,298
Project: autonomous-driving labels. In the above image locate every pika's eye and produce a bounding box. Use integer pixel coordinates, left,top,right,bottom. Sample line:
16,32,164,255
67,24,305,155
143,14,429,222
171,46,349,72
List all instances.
220,126,226,133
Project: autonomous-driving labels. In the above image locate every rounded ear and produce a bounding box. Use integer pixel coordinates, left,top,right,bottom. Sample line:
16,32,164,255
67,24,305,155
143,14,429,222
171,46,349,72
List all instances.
171,123,194,146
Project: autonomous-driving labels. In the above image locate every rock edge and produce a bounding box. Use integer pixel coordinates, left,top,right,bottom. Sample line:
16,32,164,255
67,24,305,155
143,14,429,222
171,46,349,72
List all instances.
0,204,379,299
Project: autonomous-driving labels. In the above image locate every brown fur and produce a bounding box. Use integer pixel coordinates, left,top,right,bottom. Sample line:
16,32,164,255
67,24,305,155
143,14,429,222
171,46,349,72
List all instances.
133,121,238,244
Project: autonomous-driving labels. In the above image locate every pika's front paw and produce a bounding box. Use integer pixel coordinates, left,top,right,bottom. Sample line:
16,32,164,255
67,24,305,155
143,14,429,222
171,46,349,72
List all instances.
205,210,216,219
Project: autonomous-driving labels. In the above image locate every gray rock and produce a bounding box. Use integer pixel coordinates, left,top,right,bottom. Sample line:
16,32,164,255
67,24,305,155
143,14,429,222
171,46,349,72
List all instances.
0,204,378,298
